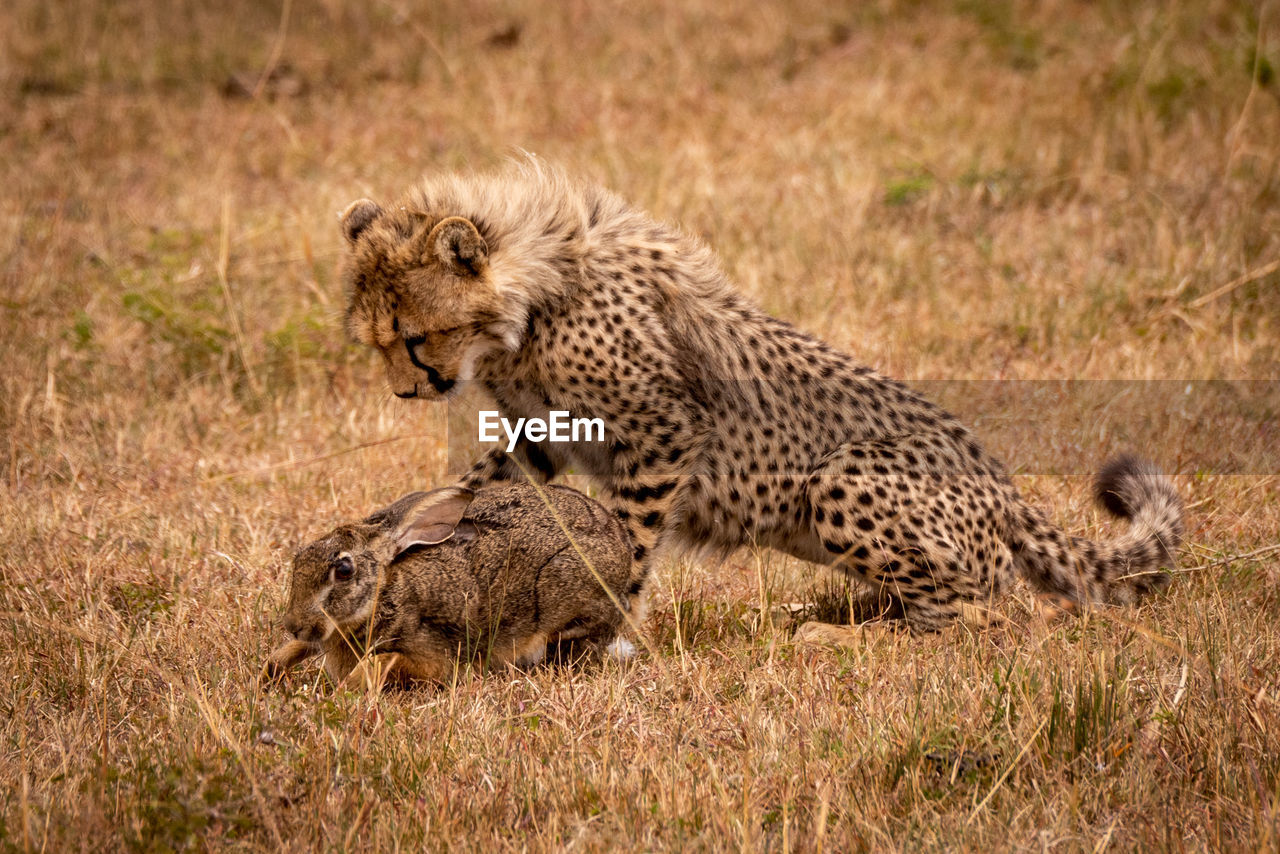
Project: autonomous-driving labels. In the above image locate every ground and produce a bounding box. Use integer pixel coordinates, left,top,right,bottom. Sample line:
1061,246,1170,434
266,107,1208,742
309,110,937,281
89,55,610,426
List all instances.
1,0,1279,850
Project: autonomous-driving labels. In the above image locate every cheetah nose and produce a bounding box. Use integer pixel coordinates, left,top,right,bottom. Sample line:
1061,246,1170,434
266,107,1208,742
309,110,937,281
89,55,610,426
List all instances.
394,384,419,399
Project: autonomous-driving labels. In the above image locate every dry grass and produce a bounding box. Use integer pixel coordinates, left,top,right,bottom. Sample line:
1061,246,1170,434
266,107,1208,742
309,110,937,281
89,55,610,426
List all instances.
2,0,1279,850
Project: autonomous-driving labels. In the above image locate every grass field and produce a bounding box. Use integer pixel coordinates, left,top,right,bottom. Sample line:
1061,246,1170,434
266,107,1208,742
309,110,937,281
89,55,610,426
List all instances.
2,0,1279,849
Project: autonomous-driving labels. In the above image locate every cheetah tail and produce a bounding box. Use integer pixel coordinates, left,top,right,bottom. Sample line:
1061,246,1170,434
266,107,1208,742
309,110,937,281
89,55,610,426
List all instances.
1006,455,1185,605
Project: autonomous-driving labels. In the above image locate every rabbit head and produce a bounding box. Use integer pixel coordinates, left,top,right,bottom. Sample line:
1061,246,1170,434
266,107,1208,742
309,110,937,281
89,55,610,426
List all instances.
279,487,476,643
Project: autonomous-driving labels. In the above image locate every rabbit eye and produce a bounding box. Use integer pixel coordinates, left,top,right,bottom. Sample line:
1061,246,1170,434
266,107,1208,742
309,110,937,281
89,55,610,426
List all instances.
334,555,355,581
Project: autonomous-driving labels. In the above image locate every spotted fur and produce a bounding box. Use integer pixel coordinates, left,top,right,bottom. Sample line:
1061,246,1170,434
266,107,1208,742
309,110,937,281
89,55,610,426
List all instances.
338,161,1185,632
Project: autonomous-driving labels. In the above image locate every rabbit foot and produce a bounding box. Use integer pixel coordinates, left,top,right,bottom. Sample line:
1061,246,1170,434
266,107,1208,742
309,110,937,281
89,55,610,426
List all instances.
262,640,321,683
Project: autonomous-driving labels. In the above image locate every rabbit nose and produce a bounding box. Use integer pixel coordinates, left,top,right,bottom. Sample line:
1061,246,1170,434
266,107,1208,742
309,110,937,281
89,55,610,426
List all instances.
282,615,304,638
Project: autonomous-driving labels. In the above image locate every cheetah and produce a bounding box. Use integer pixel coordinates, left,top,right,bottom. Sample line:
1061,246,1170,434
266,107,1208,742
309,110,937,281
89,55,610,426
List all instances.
338,160,1184,633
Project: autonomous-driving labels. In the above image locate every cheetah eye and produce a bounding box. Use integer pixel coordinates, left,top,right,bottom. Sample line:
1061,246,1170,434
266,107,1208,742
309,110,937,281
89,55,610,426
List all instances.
333,555,355,582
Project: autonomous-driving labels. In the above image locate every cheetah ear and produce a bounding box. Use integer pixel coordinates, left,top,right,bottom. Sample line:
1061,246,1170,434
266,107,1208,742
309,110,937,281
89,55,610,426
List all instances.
428,216,488,277
340,199,383,244
393,486,476,556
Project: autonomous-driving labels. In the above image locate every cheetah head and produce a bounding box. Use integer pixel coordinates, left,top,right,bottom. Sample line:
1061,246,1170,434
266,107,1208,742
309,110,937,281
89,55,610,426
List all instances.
339,198,511,400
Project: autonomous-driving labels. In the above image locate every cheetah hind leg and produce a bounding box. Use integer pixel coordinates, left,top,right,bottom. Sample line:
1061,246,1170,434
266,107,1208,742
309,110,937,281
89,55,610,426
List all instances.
866,544,1006,634
815,530,973,634
821,533,993,634
804,469,966,633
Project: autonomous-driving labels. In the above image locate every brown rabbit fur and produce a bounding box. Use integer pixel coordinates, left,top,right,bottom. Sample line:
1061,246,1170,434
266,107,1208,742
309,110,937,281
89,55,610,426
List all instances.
265,483,640,690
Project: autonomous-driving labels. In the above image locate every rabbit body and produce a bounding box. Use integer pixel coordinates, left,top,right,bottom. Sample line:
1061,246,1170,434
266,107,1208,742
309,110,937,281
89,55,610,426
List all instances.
267,484,639,688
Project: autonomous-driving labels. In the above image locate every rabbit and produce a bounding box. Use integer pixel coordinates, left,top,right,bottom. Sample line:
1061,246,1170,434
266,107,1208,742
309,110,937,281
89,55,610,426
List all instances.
263,483,643,690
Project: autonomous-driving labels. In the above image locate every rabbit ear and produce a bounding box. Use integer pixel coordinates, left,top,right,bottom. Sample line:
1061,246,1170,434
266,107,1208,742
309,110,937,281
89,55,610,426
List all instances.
394,487,476,555
363,491,431,528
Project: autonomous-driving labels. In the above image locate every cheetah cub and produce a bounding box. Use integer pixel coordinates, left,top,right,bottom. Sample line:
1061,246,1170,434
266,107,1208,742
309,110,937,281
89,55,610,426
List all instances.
337,161,1184,633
